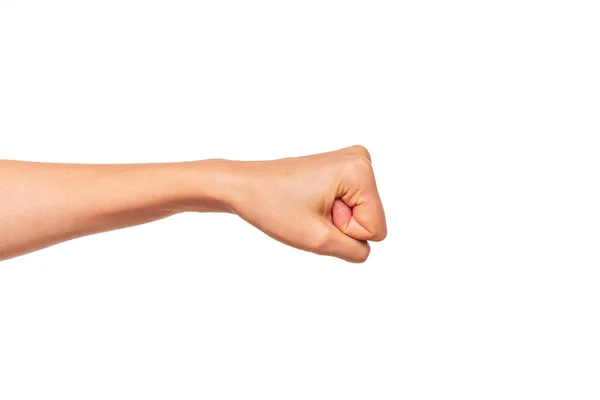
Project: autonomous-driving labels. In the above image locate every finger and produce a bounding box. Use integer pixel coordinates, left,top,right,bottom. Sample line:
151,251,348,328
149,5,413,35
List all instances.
336,145,371,161
332,198,374,241
346,191,387,242
319,222,371,263
314,145,372,162
338,160,387,241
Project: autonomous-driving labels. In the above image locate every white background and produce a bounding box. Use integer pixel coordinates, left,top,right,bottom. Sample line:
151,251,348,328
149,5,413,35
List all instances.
1,1,599,399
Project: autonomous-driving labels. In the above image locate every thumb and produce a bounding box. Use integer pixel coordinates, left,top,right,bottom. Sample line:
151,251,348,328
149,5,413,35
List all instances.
318,220,371,263
330,149,387,242
332,197,387,242
331,198,375,240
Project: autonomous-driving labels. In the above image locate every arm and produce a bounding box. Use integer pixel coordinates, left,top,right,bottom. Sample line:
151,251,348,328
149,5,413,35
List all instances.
0,146,386,263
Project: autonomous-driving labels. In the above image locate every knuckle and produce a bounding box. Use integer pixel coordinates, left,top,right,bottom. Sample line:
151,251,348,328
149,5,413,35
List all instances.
351,145,372,161
370,220,388,242
371,229,388,242
346,154,373,176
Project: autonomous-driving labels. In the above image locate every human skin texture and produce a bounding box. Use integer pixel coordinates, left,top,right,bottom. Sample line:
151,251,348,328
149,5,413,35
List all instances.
0,146,386,263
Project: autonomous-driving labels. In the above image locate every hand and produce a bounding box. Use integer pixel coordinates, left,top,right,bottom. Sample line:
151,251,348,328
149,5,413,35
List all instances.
228,145,387,263
0,147,386,262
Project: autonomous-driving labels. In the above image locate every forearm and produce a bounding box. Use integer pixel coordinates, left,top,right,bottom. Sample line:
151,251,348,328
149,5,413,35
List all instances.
0,146,386,263
0,160,233,261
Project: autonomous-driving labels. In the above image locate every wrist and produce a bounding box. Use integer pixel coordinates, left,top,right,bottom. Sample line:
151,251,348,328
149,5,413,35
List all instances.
174,160,243,214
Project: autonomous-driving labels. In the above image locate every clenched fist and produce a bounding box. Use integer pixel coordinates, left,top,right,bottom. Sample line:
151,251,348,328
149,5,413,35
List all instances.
0,146,386,262
225,146,387,262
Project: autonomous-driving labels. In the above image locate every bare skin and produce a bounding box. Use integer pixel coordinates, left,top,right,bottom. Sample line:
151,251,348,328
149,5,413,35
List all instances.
0,146,386,263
